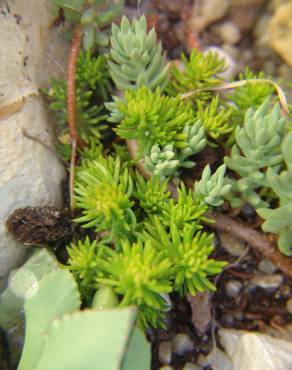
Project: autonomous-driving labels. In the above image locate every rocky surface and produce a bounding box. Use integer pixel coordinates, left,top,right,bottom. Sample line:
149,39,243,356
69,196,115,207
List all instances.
0,0,68,280
269,2,292,66
219,329,292,370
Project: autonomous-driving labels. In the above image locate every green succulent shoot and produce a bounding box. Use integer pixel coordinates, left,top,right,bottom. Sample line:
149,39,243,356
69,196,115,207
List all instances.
109,87,196,153
74,155,136,241
161,184,209,230
144,219,227,296
54,0,125,49
196,96,234,140
144,144,180,180
96,238,173,328
257,132,292,256
134,173,171,215
46,51,111,160
168,49,226,101
224,100,287,208
194,164,231,207
66,236,105,299
108,16,169,91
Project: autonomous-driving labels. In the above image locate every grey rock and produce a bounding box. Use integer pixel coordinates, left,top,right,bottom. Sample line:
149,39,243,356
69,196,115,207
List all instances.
258,259,277,274
172,333,195,356
250,274,283,291
225,280,242,298
158,341,172,365
219,328,292,370
219,232,246,257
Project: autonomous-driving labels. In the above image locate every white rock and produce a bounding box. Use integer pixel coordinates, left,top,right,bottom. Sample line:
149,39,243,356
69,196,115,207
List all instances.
197,348,233,370
172,333,195,355
189,0,230,32
0,0,68,278
217,22,241,45
158,341,172,365
219,328,292,370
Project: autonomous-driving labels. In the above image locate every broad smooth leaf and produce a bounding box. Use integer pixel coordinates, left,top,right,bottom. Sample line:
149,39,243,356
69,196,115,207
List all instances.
122,326,151,370
34,307,137,370
18,269,81,370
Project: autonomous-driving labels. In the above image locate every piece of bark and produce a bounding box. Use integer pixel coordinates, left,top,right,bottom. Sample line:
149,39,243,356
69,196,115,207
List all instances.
187,292,212,335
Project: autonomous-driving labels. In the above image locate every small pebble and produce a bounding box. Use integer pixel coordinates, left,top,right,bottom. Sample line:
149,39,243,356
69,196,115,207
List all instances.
225,280,242,298
219,232,246,257
217,21,241,44
204,47,237,80
250,274,283,291
158,341,172,365
258,259,277,274
221,314,234,325
197,353,210,368
286,298,292,314
172,333,195,356
183,362,202,370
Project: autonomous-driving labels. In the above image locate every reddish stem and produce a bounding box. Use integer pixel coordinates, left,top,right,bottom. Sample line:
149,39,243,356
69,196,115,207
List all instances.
67,26,84,149
208,211,292,279
67,26,84,210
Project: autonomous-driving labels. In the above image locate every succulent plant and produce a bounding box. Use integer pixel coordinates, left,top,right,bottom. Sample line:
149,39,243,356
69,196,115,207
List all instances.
224,100,287,208
194,164,231,207
168,49,226,101
144,144,180,180
144,219,226,296
53,0,125,50
108,16,169,91
96,238,173,328
257,132,292,255
74,155,136,241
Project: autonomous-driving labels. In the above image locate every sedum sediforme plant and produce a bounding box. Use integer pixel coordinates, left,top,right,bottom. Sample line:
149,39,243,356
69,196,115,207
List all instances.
108,87,199,152
144,219,226,296
168,49,226,101
46,51,111,159
96,238,173,328
195,164,231,207
257,132,292,255
74,155,136,242
53,0,125,50
228,68,276,122
196,96,234,140
224,100,287,208
108,15,169,91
